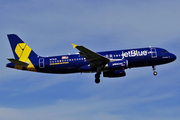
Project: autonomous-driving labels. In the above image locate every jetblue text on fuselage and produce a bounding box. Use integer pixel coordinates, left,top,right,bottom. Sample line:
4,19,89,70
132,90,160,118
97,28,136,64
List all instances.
121,50,148,59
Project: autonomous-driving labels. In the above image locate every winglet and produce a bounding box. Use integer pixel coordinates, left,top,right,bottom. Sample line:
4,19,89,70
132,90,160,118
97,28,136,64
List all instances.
72,43,77,48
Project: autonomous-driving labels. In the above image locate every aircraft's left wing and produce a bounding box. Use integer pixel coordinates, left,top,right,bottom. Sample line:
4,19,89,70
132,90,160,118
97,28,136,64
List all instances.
72,44,110,68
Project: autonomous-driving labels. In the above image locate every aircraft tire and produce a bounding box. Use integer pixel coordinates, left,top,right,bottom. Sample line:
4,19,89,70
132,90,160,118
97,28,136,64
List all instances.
95,73,100,78
153,71,157,76
95,78,100,84
95,73,101,84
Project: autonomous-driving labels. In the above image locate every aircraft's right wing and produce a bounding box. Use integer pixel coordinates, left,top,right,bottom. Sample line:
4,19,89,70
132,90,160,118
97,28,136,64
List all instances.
72,44,110,69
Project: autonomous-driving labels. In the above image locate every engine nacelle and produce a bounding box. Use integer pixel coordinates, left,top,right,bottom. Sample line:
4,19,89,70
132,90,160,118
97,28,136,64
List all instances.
105,60,128,70
103,70,126,78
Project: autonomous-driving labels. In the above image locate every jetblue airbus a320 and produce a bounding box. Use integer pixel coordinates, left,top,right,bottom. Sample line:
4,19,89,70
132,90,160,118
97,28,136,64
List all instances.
6,34,176,83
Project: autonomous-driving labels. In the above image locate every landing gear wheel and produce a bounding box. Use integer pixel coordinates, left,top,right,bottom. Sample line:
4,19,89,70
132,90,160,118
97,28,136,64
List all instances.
153,71,157,76
152,65,158,76
95,72,101,84
95,73,100,78
95,78,100,84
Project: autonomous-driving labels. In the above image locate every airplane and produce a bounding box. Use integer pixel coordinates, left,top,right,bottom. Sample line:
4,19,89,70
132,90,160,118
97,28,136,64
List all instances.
6,34,176,83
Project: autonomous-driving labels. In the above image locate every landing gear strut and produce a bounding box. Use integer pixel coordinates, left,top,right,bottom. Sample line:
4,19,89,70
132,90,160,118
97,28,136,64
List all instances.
152,65,157,76
95,72,101,84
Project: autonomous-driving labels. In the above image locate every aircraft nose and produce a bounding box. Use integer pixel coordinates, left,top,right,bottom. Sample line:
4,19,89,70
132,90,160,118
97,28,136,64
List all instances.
171,54,177,61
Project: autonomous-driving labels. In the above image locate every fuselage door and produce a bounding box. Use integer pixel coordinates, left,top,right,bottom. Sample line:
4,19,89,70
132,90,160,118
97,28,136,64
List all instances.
39,58,45,68
151,48,157,58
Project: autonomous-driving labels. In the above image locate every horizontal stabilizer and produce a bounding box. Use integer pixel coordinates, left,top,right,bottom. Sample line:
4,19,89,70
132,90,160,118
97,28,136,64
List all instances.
7,58,29,67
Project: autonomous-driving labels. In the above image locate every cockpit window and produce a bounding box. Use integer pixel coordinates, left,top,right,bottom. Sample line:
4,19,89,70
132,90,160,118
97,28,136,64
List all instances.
162,50,168,53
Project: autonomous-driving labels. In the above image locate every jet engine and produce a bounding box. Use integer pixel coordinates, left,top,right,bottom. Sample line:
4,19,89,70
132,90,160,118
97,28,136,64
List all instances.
103,70,126,78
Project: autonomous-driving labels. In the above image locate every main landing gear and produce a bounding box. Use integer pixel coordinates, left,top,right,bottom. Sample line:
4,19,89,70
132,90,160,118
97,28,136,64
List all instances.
152,65,157,76
95,72,101,84
95,66,102,84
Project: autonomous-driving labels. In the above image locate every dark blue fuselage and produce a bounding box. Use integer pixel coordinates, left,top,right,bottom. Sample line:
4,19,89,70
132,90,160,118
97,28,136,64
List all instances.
33,47,176,74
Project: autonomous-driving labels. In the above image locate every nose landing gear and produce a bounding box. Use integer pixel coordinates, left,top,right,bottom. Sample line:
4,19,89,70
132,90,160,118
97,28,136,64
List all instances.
152,65,157,76
153,71,157,76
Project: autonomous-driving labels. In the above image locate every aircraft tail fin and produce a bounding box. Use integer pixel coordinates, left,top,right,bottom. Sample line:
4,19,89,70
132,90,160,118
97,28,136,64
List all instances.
7,34,39,71
7,34,38,61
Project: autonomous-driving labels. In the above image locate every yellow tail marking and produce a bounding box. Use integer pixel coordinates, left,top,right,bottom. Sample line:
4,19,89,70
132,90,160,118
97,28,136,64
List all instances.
15,43,36,71
15,43,24,58
19,43,26,49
